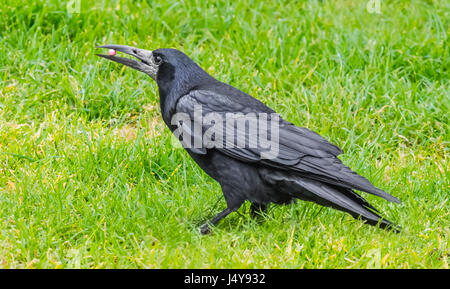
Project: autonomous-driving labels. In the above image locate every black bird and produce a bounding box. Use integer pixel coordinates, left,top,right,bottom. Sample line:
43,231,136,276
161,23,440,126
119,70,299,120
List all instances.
97,45,401,234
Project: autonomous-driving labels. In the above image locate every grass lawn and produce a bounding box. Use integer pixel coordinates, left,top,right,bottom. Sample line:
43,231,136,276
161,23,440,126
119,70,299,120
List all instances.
0,0,448,268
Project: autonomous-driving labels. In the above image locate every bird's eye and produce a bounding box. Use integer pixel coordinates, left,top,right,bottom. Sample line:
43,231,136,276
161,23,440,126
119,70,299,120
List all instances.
154,56,162,65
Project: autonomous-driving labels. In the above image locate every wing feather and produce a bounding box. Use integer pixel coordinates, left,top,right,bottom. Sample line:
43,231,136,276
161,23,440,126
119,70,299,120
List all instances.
174,89,400,203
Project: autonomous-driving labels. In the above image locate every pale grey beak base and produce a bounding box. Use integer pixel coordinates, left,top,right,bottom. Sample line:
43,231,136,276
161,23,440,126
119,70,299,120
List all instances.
96,44,158,79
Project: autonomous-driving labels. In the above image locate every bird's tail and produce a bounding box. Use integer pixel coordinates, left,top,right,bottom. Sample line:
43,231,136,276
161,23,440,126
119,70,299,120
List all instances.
286,177,399,232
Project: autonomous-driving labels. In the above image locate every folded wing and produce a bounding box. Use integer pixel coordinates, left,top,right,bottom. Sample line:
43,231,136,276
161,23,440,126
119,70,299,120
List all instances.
174,89,400,203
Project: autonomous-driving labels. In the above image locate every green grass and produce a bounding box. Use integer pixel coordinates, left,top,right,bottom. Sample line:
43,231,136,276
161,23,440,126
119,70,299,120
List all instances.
0,0,448,268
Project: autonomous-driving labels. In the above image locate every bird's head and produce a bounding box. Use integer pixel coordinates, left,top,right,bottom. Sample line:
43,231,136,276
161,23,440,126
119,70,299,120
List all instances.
97,45,212,97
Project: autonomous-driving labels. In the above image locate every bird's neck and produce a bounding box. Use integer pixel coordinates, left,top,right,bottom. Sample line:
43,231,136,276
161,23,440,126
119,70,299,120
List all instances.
157,66,215,126
159,89,178,128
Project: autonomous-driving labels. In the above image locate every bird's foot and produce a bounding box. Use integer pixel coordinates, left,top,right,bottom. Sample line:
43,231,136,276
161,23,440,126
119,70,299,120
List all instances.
199,223,211,235
199,207,234,235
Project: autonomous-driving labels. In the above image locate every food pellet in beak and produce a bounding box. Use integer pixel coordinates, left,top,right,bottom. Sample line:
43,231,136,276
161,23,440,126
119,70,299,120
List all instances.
108,49,117,56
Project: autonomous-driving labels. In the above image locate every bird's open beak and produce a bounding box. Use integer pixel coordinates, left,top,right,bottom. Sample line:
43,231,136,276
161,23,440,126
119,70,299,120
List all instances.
96,44,158,79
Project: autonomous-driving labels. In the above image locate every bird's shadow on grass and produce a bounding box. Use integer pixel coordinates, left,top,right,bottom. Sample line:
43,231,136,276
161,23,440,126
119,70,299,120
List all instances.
189,200,330,235
190,200,401,236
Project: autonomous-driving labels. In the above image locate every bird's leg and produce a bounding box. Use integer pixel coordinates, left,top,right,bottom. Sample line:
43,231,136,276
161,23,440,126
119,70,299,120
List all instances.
200,207,233,235
250,203,268,219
